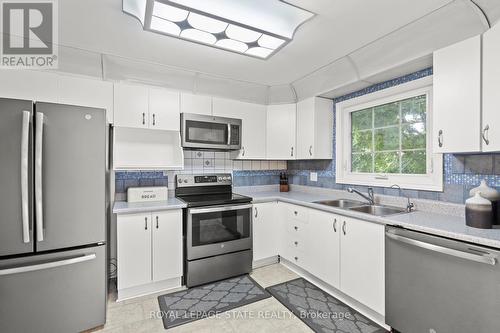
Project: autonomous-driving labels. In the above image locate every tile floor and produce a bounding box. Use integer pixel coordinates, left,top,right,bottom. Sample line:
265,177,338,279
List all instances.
98,263,313,333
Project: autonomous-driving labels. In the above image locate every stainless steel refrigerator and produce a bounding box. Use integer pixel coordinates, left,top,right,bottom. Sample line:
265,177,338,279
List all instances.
0,98,107,333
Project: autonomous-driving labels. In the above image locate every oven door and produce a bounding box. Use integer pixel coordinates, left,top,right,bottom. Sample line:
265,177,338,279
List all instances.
181,113,241,150
187,204,252,260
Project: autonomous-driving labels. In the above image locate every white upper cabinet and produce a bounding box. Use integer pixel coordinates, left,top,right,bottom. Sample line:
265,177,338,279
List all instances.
149,88,181,131
114,83,149,129
180,93,212,115
114,83,181,131
296,97,333,159
433,36,482,153
0,70,58,103
482,23,500,152
213,98,267,159
266,104,297,159
58,76,114,123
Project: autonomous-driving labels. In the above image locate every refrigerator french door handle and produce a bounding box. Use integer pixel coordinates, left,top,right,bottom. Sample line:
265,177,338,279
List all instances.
35,112,44,242
0,253,96,276
21,110,31,243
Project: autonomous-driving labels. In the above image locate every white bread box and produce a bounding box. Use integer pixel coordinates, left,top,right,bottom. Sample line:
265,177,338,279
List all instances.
127,186,168,203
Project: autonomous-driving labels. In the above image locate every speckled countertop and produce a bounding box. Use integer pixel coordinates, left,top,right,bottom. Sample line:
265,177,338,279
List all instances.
113,198,186,214
235,188,500,249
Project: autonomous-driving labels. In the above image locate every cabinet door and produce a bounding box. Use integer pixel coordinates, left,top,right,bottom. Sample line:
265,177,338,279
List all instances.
296,97,333,159
180,93,212,115
296,98,315,159
117,213,152,290
149,88,180,131
340,217,385,315
307,209,340,289
433,35,482,153
58,76,114,123
482,24,500,152
213,98,267,159
152,210,183,282
0,70,58,103
114,83,149,128
266,104,296,159
252,203,278,261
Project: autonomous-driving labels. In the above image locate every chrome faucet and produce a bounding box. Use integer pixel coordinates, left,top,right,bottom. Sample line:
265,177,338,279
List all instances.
390,184,415,212
347,187,375,205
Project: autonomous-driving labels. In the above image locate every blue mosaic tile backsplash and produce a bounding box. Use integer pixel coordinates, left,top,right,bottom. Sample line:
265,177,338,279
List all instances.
288,67,500,204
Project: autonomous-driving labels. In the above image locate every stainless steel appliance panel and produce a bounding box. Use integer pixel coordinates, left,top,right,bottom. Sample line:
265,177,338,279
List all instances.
0,245,106,333
0,98,34,256
35,103,106,251
181,113,241,150
187,204,252,260
186,249,252,287
386,227,500,333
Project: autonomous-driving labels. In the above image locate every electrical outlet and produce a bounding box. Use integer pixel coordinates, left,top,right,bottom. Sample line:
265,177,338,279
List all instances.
310,172,318,182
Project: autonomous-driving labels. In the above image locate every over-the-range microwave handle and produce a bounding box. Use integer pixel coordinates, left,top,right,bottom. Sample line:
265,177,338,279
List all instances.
35,112,44,241
189,204,253,215
20,110,31,243
227,123,231,145
386,231,497,266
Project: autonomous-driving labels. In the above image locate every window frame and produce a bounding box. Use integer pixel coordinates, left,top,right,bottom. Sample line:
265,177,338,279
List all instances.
335,76,443,191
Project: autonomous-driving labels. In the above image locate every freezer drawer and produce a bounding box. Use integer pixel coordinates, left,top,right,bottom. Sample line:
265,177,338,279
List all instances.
386,227,500,333
0,245,106,333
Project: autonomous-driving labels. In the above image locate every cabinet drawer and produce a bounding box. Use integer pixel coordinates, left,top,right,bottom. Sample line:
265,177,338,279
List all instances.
283,204,309,223
284,238,306,253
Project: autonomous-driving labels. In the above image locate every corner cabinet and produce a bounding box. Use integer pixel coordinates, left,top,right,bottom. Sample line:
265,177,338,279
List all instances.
266,104,297,159
213,98,267,159
296,97,333,159
117,210,182,300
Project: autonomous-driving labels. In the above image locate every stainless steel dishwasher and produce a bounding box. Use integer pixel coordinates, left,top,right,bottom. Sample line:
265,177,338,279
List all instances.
386,226,500,333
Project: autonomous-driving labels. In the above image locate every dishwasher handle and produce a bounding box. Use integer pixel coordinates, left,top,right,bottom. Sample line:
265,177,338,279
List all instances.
386,232,497,266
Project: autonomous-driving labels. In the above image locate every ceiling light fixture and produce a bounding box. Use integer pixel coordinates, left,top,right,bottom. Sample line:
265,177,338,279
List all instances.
123,0,314,59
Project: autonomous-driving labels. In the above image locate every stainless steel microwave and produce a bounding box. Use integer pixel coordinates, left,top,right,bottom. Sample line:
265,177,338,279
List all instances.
181,113,242,150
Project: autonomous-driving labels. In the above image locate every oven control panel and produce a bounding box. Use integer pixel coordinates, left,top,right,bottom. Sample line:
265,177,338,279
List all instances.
176,174,232,187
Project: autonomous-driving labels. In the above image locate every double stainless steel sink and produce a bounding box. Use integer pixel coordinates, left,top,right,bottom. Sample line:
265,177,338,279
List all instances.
313,199,407,216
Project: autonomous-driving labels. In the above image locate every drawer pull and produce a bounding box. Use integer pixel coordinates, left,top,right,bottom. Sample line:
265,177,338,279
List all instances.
294,226,298,231
294,211,298,216
294,256,298,261
294,241,298,246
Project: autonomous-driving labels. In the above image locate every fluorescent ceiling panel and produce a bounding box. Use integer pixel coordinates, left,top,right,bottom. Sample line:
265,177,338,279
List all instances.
123,0,314,59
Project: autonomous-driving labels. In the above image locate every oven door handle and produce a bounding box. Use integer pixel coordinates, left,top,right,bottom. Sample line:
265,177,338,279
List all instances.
189,204,253,215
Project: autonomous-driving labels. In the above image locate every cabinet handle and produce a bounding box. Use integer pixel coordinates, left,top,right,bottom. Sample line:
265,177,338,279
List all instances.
142,112,146,125
309,145,313,156
294,211,298,216
290,147,294,157
438,130,443,148
294,226,298,231
254,207,258,218
482,125,490,145
145,217,148,230
152,113,156,126
333,219,337,232
342,221,346,235
242,146,245,156
294,241,298,246
294,256,298,261
156,216,159,229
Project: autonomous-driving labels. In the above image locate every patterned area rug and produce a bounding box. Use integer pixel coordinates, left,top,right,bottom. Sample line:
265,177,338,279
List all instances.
267,278,387,333
157,275,271,329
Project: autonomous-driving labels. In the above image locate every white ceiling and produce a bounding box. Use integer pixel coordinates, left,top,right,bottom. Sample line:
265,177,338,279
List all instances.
54,0,500,103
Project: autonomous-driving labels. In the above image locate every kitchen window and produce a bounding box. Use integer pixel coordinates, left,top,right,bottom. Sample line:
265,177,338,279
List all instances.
336,77,443,191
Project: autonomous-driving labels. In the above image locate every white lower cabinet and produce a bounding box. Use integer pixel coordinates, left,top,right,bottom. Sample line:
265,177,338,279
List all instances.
252,202,279,262
272,202,384,315
339,217,385,315
307,209,341,289
117,210,182,299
